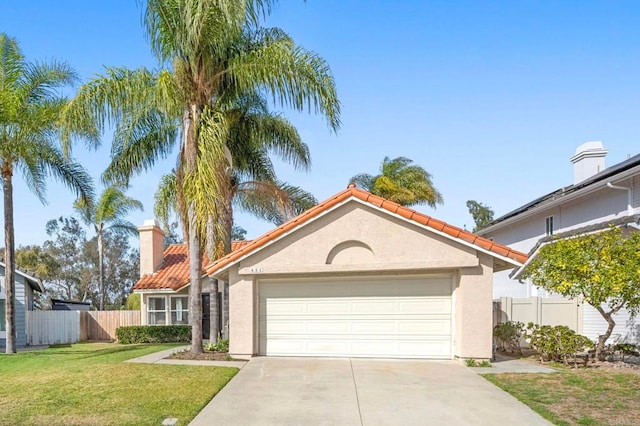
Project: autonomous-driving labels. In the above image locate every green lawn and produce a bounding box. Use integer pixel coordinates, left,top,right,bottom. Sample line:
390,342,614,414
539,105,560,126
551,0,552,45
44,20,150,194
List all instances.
0,343,238,425
484,370,640,426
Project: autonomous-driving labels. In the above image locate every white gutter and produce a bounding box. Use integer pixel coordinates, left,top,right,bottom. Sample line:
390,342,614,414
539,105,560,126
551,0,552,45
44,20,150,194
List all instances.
606,182,633,216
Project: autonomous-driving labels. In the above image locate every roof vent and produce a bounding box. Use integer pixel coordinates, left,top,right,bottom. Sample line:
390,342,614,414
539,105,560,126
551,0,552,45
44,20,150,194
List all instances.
570,141,607,184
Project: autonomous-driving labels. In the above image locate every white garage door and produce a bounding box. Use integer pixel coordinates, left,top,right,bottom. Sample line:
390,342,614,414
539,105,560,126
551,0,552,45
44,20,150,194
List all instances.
259,276,453,359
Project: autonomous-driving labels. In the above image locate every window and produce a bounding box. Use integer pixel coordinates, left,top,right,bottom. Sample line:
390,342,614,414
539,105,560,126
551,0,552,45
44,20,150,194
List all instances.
147,297,166,325
545,216,554,236
171,296,189,325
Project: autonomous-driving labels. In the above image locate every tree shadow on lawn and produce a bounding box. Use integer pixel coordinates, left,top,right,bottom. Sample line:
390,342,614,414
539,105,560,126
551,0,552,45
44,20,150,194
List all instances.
6,343,177,361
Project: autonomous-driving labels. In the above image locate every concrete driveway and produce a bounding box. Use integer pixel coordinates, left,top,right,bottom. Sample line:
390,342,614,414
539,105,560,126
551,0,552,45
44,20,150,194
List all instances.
190,357,549,426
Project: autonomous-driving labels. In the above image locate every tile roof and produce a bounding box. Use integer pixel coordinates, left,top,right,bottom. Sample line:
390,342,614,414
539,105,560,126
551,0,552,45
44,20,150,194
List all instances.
133,241,251,291
205,185,528,276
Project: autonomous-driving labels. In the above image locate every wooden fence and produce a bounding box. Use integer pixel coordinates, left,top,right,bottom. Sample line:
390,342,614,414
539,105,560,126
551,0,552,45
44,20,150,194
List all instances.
27,310,141,345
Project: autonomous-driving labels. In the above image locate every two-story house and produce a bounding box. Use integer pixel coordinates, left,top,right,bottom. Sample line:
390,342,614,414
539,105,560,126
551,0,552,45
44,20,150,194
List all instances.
479,142,640,343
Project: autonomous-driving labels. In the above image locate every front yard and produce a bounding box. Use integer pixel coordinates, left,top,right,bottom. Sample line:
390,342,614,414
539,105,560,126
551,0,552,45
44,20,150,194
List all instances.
484,369,640,425
0,343,238,425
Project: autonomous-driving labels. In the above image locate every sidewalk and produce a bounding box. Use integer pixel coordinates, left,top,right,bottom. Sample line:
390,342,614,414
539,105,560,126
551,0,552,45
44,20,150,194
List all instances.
125,346,247,369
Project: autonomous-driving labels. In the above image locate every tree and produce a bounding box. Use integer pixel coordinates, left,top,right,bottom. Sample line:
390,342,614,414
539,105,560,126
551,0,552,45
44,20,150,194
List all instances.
44,217,91,302
83,229,140,309
74,184,143,310
521,227,640,361
466,200,494,232
0,34,94,353
66,1,339,353
351,157,443,207
232,225,247,241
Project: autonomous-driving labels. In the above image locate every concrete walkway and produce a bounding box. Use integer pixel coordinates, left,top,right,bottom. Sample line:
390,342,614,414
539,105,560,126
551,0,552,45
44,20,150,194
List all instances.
473,353,558,374
190,357,550,426
125,346,247,369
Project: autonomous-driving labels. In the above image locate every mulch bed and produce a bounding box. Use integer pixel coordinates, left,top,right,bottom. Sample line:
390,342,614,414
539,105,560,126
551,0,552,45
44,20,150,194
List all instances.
167,350,235,361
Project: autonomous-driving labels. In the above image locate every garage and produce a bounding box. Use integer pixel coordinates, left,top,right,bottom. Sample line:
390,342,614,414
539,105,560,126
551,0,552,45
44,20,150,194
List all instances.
259,276,453,359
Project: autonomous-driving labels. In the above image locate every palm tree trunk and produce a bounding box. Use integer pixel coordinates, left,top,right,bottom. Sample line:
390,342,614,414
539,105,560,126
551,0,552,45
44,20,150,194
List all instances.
209,277,219,341
221,197,233,340
188,205,203,354
97,226,105,310
2,164,16,353
185,104,203,354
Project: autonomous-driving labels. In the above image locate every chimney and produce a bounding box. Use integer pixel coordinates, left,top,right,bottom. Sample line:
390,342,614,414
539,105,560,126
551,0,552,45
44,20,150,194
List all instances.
138,219,165,277
570,141,607,184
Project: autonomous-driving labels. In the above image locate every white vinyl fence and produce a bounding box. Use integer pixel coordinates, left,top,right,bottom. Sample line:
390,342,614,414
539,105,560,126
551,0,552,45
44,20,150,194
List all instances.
26,310,141,345
494,297,582,333
27,311,81,345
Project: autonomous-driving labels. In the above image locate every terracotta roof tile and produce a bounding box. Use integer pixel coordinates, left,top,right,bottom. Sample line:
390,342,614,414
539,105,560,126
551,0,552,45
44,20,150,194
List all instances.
205,187,528,276
133,240,252,291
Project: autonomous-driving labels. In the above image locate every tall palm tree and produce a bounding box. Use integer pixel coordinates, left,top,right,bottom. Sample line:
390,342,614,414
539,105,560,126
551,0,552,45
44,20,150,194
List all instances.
351,157,444,207
64,1,340,353
74,184,143,310
0,34,95,353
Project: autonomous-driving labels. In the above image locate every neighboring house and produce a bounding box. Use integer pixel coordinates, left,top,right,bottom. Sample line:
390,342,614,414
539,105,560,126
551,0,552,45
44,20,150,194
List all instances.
0,263,44,347
479,141,640,343
51,299,91,311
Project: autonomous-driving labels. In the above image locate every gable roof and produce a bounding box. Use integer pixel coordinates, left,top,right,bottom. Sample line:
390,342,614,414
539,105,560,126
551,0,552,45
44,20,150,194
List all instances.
0,262,44,292
481,153,640,234
133,241,251,292
205,185,528,277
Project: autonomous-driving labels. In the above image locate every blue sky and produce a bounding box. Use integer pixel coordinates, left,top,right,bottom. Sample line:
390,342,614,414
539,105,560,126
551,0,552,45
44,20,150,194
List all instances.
2,1,640,247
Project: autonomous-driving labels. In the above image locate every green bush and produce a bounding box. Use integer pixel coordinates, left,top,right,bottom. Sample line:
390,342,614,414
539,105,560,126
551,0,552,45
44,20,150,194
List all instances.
116,325,191,344
613,343,639,361
493,321,525,354
205,338,229,352
525,323,593,367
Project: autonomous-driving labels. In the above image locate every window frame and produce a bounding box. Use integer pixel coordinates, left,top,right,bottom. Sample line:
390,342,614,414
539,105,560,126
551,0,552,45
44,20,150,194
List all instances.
545,216,554,236
147,296,167,325
170,295,189,325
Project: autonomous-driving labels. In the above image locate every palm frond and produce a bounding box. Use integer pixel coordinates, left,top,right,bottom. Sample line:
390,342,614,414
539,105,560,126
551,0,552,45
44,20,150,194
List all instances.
225,28,341,132
235,180,316,225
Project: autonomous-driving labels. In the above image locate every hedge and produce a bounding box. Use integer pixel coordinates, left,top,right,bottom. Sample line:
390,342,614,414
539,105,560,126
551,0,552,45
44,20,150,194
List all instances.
116,325,191,344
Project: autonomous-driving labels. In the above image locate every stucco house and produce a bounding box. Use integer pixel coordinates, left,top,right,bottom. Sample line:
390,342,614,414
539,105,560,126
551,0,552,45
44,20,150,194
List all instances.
134,185,527,359
0,263,44,347
479,141,640,343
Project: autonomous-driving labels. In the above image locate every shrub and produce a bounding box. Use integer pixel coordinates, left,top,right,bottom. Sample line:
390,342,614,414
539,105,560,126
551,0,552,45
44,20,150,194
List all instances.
116,325,191,344
493,321,525,354
613,343,639,361
205,338,229,352
464,359,477,367
525,323,593,367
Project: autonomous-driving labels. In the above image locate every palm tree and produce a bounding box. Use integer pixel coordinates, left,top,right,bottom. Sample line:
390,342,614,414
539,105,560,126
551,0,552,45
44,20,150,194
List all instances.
0,34,95,353
74,184,143,310
351,157,444,207
64,1,340,353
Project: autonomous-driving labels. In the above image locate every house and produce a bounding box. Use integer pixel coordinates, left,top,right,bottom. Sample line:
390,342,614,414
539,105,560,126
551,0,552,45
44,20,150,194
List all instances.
134,185,527,360
0,263,44,347
479,141,640,343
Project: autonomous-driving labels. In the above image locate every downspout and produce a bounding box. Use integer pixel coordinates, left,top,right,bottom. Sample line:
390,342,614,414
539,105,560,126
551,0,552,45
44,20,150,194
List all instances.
606,182,633,216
